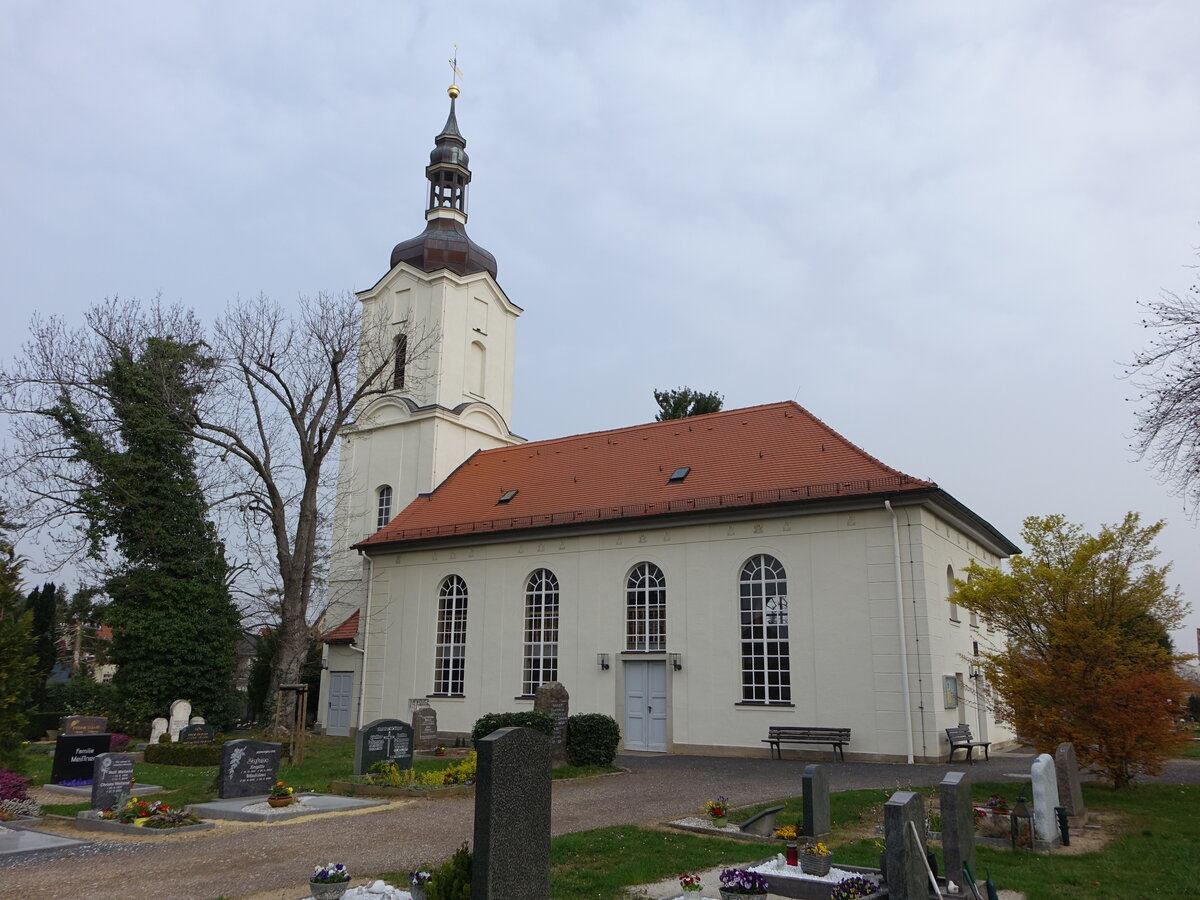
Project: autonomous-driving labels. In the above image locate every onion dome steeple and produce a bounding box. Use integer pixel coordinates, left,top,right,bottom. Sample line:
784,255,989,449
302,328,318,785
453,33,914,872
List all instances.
390,84,498,279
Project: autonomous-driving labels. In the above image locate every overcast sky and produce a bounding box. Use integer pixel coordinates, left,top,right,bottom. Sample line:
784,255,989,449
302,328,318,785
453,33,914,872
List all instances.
3,1,1199,651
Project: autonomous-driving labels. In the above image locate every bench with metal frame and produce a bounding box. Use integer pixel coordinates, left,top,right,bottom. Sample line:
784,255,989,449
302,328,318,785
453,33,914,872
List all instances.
762,725,851,761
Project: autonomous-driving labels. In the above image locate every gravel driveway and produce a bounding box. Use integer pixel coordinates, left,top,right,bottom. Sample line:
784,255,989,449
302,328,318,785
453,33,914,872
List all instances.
5,751,1196,899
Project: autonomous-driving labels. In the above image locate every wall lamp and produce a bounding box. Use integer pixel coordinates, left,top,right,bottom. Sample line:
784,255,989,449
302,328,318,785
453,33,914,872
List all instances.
669,652,682,671
597,653,610,671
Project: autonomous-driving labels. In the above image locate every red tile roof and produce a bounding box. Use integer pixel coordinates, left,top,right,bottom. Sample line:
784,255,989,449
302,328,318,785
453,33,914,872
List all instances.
319,609,359,643
358,401,937,549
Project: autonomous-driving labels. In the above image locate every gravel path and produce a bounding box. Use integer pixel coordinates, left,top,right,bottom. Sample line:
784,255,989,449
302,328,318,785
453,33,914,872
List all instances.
5,751,1197,899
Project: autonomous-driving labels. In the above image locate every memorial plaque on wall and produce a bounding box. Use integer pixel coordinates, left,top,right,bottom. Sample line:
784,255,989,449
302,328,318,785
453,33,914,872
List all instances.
217,739,282,799
90,752,136,811
412,706,439,750
354,718,415,775
51,733,112,784
179,724,215,745
60,715,108,736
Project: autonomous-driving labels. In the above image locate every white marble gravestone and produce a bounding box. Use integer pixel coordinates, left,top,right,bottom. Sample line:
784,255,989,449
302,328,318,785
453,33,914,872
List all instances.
1031,753,1062,846
189,716,205,726
148,717,168,745
168,700,192,743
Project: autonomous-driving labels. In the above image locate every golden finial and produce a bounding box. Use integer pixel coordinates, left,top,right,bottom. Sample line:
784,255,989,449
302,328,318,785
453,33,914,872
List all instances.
448,45,463,98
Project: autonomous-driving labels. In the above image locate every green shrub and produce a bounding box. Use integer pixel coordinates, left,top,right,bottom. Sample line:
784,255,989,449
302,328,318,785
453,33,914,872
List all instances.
470,711,554,747
22,712,64,741
566,713,621,766
427,842,472,900
143,740,224,767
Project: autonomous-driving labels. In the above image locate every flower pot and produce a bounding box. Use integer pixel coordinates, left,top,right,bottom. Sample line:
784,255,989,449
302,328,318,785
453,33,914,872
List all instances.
718,891,765,900
710,815,728,828
801,853,832,876
409,885,428,900
309,880,350,900
267,796,294,808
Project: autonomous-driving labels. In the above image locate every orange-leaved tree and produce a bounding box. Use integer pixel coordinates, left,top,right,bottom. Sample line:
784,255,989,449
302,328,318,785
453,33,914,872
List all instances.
952,513,1192,787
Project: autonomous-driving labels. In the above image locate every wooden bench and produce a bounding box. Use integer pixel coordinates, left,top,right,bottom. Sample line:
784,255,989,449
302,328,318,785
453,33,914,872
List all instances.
763,726,851,761
945,725,991,763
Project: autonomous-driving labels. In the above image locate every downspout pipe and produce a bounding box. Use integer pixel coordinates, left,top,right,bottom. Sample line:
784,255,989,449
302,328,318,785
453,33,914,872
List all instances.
885,500,915,764
347,553,373,732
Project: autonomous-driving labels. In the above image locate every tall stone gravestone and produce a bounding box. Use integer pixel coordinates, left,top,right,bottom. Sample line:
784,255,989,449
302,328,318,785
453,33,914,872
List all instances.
1054,741,1086,823
60,715,108,736
217,739,282,799
168,699,192,743
802,764,831,837
354,719,414,776
473,727,551,900
91,752,136,811
52,733,112,784
883,791,928,900
149,717,168,745
939,772,975,888
533,682,569,763
1030,753,1062,846
412,705,438,751
179,724,215,745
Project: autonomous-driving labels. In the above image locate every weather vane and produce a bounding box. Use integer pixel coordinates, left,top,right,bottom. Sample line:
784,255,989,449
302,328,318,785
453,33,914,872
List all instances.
448,45,464,98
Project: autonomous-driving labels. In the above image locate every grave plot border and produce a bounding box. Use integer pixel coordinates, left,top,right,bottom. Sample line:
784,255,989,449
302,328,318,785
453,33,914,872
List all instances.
73,813,215,836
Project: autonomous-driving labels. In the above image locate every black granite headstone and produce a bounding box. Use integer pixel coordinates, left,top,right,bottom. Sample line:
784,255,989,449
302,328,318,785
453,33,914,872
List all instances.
354,718,414,776
90,753,136,811
884,790,928,900
802,764,831,837
51,733,111,784
939,771,976,887
473,727,551,900
179,724,215,745
217,739,282,799
60,715,108,736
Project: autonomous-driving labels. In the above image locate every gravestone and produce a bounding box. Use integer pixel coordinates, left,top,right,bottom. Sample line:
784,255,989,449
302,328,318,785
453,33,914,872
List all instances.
90,753,136,811
354,718,414,776
473,727,551,900
1054,742,1086,823
51,733,112,784
739,804,786,836
533,681,569,762
189,716,205,725
1030,753,1062,846
168,699,192,743
939,771,975,888
802,764,830,837
179,724,215,745
412,706,439,751
217,739,282,799
60,715,107,736
148,717,168,745
883,791,927,900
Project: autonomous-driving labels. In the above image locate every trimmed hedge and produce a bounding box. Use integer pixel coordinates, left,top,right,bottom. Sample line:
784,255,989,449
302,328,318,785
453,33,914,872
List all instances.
470,711,554,747
143,739,224,767
565,713,621,766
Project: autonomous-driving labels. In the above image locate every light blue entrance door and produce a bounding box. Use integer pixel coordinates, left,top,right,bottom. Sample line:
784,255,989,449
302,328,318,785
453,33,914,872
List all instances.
623,660,667,751
327,671,353,736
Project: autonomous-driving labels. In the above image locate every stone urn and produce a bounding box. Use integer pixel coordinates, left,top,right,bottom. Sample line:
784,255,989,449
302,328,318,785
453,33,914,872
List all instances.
309,880,350,900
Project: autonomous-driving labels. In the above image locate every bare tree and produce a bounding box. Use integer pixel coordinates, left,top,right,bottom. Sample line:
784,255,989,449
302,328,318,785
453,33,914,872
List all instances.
1129,253,1200,510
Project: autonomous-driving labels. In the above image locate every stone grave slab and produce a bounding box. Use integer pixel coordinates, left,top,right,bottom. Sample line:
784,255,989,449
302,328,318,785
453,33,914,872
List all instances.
939,771,975,888
90,752,137,811
354,718,414,776
1031,753,1062,846
802,764,830,837
0,824,93,863
51,733,111,784
188,793,386,823
473,727,552,900
60,715,107,736
412,705,438,750
1054,741,1086,822
533,681,570,762
883,791,927,900
217,739,282,799
179,724,215,745
739,804,786,836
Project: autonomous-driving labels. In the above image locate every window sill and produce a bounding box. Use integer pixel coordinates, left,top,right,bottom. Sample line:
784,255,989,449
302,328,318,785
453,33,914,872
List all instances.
426,693,465,700
949,618,961,625
734,701,796,708
513,695,535,701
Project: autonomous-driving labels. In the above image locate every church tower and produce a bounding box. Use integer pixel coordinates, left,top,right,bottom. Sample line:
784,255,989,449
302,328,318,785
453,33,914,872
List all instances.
321,85,523,735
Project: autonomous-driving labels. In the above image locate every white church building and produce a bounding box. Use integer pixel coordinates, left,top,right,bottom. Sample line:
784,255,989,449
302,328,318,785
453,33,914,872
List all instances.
319,87,1019,763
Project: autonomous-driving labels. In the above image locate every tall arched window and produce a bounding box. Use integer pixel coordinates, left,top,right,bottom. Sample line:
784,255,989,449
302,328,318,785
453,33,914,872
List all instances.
376,485,393,530
434,575,468,695
739,554,791,703
626,563,666,651
522,569,560,695
947,565,959,622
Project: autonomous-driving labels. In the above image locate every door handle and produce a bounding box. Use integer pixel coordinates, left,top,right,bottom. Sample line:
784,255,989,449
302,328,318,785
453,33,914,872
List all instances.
648,706,652,714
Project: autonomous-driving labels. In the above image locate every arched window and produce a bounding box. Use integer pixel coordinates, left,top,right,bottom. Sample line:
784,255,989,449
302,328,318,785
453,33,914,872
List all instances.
393,333,408,390
947,565,959,622
739,554,791,703
434,575,468,695
626,563,666,651
522,569,560,694
376,485,393,530
469,340,486,396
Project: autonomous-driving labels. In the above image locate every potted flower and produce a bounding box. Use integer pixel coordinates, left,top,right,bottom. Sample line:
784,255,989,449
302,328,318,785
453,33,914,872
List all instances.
116,797,158,825
704,795,730,827
800,841,833,877
409,868,433,900
718,868,768,898
679,872,704,893
268,780,296,808
434,745,447,756
831,875,879,899
310,862,351,900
